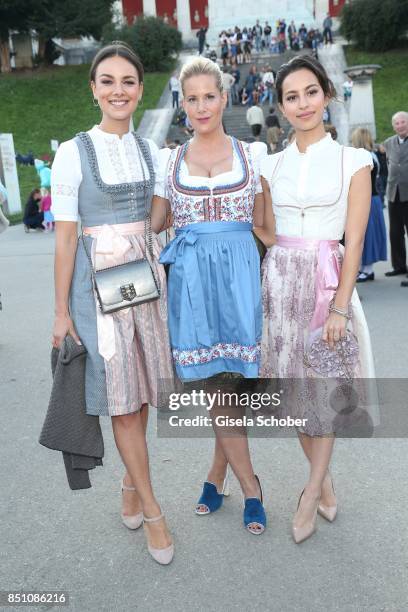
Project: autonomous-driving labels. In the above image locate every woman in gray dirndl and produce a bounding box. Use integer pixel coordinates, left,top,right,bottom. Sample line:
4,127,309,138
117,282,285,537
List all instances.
51,43,174,565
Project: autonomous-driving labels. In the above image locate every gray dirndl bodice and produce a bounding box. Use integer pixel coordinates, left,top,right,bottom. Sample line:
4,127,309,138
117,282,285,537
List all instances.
75,131,155,226
69,132,155,416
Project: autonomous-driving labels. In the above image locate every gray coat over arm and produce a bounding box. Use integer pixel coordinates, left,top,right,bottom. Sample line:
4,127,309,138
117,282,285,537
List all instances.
39,335,104,490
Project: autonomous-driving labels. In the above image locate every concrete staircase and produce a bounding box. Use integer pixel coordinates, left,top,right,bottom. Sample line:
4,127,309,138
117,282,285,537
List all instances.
222,50,294,143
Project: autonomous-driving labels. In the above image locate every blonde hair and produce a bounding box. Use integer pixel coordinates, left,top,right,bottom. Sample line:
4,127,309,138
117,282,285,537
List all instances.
179,57,223,94
351,127,374,151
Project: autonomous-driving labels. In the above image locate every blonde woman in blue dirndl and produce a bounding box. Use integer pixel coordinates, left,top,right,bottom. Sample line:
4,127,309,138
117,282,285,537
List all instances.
152,57,274,536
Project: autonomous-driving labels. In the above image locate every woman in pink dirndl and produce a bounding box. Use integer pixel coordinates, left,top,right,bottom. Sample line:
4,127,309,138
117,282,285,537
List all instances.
51,43,174,564
260,56,375,543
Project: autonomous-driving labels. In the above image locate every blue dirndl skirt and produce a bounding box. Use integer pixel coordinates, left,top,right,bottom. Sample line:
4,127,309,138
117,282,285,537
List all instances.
160,221,262,381
362,195,387,266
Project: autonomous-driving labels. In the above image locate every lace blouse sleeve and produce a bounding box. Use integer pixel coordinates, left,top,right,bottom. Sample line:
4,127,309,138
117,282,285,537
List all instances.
249,142,268,193
153,147,172,199
51,139,82,222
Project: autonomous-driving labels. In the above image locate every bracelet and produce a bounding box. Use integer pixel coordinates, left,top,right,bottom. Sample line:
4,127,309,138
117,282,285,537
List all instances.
329,304,351,319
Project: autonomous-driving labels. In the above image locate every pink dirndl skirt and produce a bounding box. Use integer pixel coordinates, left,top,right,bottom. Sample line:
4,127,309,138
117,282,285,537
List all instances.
84,222,174,416
260,235,377,435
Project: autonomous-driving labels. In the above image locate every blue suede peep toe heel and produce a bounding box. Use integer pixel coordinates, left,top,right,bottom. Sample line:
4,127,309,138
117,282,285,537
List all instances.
195,467,230,515
243,475,266,535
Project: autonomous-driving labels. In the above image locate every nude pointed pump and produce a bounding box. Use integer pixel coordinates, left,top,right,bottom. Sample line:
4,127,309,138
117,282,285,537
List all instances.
120,478,143,530
292,489,318,544
317,503,337,522
317,474,337,522
143,514,174,565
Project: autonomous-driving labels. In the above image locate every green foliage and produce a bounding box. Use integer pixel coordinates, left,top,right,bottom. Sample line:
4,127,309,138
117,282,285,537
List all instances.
0,0,115,66
0,0,114,41
340,0,408,52
7,212,24,226
103,16,182,72
345,46,408,141
0,64,171,204
0,0,34,40
27,0,115,40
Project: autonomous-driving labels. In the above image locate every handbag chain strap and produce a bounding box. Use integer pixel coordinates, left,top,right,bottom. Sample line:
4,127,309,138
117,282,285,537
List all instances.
135,135,153,262
135,135,160,292
80,135,160,293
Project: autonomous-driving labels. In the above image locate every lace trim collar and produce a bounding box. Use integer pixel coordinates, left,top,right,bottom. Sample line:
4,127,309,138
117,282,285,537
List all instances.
76,131,154,193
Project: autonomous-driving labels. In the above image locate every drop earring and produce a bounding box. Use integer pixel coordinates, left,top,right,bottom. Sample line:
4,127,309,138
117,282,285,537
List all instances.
138,97,143,107
93,97,99,108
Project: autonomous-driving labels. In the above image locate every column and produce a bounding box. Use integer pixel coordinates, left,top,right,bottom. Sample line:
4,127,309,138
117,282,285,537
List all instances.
207,0,216,28
176,0,192,41
345,65,381,141
315,0,329,23
143,0,157,16
0,134,22,214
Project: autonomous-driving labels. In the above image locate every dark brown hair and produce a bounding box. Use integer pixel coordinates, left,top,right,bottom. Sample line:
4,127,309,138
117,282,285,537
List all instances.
89,41,144,83
275,55,336,104
29,188,41,199
325,123,338,141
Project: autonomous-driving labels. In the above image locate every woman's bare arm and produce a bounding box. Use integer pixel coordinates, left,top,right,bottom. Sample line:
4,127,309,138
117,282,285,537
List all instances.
322,165,371,347
52,221,81,347
151,195,171,233
252,177,276,247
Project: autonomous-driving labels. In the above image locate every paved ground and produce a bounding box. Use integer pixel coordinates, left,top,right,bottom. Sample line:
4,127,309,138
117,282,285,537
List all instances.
0,220,407,612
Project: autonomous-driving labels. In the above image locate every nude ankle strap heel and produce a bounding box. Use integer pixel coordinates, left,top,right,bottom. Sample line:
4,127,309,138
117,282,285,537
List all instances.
143,514,174,565
120,478,143,530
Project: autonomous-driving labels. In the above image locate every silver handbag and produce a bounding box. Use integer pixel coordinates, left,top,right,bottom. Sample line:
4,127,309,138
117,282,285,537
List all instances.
81,138,160,314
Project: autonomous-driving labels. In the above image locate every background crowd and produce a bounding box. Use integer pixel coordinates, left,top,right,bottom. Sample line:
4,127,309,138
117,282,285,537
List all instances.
208,14,333,65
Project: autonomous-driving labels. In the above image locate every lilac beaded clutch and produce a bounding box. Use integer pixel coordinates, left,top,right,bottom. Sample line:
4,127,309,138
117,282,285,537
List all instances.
304,328,359,379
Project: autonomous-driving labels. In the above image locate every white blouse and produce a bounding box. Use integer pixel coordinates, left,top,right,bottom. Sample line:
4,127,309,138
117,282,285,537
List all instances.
260,133,373,240
51,125,161,222
154,140,267,199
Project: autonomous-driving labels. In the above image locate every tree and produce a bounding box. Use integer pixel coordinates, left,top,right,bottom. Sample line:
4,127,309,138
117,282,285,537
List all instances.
28,0,115,64
27,0,115,41
0,0,115,71
340,0,408,52
0,0,36,72
103,17,182,72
